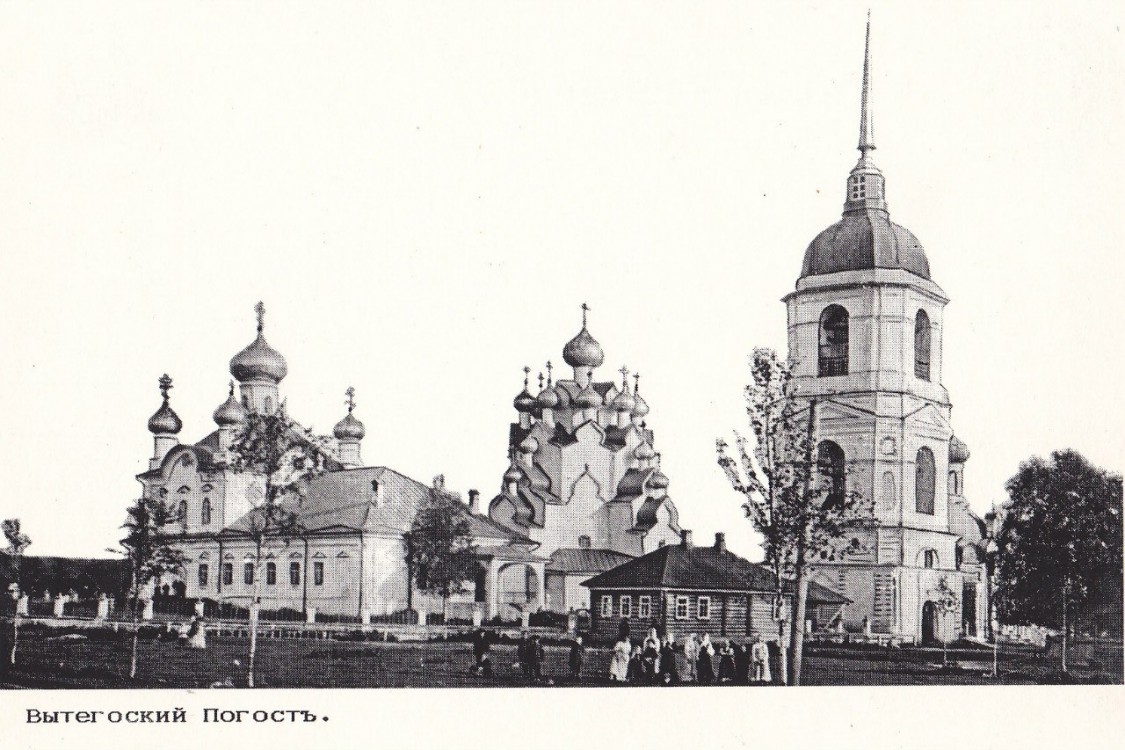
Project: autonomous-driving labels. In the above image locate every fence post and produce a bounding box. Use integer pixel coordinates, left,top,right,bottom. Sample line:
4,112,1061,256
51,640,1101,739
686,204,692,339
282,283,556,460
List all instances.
53,594,66,618
96,595,110,621
142,598,154,621
305,607,317,624
16,595,28,616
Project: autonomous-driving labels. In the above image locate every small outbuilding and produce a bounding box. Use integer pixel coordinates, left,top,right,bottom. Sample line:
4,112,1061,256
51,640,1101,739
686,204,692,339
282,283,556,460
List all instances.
582,530,848,642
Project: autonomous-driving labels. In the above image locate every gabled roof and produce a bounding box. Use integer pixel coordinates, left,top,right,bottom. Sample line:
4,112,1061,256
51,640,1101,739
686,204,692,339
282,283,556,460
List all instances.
547,547,635,574
581,543,849,605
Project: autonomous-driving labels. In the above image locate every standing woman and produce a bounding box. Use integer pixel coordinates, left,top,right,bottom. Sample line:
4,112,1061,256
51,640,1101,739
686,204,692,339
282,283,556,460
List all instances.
609,636,631,682
717,639,736,684
627,644,645,685
697,633,715,685
658,634,679,685
642,628,661,684
682,633,699,683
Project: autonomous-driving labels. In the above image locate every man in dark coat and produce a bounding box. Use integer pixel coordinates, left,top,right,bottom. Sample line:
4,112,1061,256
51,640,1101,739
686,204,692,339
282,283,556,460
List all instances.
568,635,585,681
517,632,531,678
529,635,545,682
658,635,679,685
471,628,492,676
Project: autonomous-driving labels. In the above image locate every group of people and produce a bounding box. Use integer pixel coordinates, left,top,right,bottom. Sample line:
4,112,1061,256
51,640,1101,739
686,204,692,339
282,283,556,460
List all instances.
608,629,774,686
470,630,587,684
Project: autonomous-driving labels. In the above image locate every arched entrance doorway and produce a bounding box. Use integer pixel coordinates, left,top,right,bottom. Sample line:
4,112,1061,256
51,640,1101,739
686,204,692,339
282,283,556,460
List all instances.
495,563,541,620
921,601,937,644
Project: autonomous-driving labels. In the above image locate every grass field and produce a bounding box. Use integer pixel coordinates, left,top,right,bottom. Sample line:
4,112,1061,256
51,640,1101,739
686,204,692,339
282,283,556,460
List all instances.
5,629,1116,688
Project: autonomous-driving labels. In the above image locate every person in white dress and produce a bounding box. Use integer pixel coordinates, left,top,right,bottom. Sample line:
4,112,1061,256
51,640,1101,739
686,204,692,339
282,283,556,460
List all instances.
609,637,631,682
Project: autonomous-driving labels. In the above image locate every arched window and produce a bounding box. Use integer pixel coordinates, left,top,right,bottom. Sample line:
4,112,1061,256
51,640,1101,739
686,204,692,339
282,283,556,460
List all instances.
915,447,936,515
914,309,931,381
177,500,188,525
201,498,212,526
923,549,937,568
882,471,897,511
948,470,959,496
819,305,850,376
817,440,846,508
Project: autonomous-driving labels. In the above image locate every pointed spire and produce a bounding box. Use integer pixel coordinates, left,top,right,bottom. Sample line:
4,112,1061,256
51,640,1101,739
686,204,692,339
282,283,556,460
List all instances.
858,9,875,158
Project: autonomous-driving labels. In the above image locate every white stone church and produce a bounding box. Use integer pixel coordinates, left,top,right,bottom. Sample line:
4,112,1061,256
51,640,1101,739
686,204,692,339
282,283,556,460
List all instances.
788,20,990,643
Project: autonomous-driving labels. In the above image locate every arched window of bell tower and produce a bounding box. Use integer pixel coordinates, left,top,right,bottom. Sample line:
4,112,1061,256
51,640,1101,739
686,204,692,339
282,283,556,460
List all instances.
914,309,932,381
818,305,849,377
817,440,847,508
915,447,936,515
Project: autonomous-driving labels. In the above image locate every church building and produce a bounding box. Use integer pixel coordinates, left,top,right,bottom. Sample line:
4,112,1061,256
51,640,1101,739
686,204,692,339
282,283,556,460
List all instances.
137,304,541,621
787,18,990,643
486,306,684,614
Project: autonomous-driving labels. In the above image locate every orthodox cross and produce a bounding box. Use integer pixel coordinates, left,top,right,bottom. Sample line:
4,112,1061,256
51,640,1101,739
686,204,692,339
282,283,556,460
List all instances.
537,372,545,391
619,365,630,389
581,302,590,328
158,374,173,402
228,380,235,397
523,365,531,388
255,301,266,333
545,360,553,385
633,372,641,394
345,386,356,413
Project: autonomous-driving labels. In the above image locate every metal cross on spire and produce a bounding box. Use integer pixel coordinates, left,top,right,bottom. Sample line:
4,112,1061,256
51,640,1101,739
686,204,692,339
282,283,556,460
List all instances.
537,372,545,390
255,301,266,333
345,386,356,413
633,372,641,394
857,9,875,157
228,380,235,397
522,366,531,388
581,302,590,328
545,360,553,385
158,374,173,401
619,365,630,388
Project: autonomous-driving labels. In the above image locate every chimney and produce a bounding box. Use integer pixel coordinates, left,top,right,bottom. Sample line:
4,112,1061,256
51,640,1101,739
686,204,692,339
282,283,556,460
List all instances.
680,529,693,548
714,532,726,552
468,489,479,514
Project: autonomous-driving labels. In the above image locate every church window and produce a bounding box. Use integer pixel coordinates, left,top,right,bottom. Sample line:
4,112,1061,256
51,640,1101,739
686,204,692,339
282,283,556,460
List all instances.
818,305,849,376
222,563,233,586
264,396,273,413
914,310,932,381
638,595,652,619
955,546,964,570
915,447,936,515
289,562,301,586
817,440,847,509
620,595,632,618
882,472,897,511
243,562,254,585
675,596,690,619
948,470,959,496
600,595,612,618
313,562,324,586
201,498,212,526
178,500,188,525
923,549,937,569
697,596,711,620
198,564,209,588
266,562,277,585
578,535,591,549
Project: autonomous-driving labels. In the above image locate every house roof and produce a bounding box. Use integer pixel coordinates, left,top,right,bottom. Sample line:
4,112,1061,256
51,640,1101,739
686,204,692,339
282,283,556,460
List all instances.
547,547,635,574
580,543,849,605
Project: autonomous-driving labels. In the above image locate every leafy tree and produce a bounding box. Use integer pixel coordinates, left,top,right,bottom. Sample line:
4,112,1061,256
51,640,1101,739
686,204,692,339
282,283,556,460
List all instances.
115,497,185,679
716,348,869,685
2,519,32,666
404,482,477,622
994,450,1122,669
228,402,332,687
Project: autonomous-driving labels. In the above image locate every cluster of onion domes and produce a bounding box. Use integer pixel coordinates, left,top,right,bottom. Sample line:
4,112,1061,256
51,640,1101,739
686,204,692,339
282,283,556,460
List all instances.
147,374,183,435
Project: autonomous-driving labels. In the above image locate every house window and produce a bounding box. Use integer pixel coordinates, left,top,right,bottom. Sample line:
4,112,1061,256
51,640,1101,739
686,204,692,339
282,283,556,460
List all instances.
620,595,632,618
915,447,936,515
638,595,652,619
243,562,254,585
222,563,233,586
313,561,324,586
817,440,847,508
697,596,712,620
198,564,209,588
266,562,277,585
201,498,212,526
923,550,937,569
914,309,932,381
600,595,612,618
818,305,849,376
578,535,591,549
289,562,301,586
675,596,689,619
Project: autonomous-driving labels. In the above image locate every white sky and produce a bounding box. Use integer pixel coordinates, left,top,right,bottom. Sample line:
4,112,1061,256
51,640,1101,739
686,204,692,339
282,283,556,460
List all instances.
1,1,1122,559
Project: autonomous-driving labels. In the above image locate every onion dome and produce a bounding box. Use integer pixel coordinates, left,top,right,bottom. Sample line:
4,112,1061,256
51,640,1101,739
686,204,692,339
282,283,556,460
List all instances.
575,380,603,409
513,366,536,413
648,471,670,490
612,366,636,411
503,464,523,484
555,384,572,408
631,373,650,417
536,385,559,409
333,387,366,441
229,302,288,383
799,14,930,282
147,374,183,435
949,435,971,464
518,436,539,455
562,303,605,369
634,442,655,461
212,381,247,427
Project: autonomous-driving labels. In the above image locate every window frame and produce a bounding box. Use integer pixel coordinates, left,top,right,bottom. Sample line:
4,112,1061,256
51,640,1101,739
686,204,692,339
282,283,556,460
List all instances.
222,563,233,586
638,595,652,619
200,498,211,526
600,595,612,618
675,595,689,620
265,561,277,586
697,595,712,620
619,595,632,619
915,446,936,515
243,562,254,585
289,561,301,586
914,309,932,381
313,561,325,586
818,304,850,377
198,563,209,588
